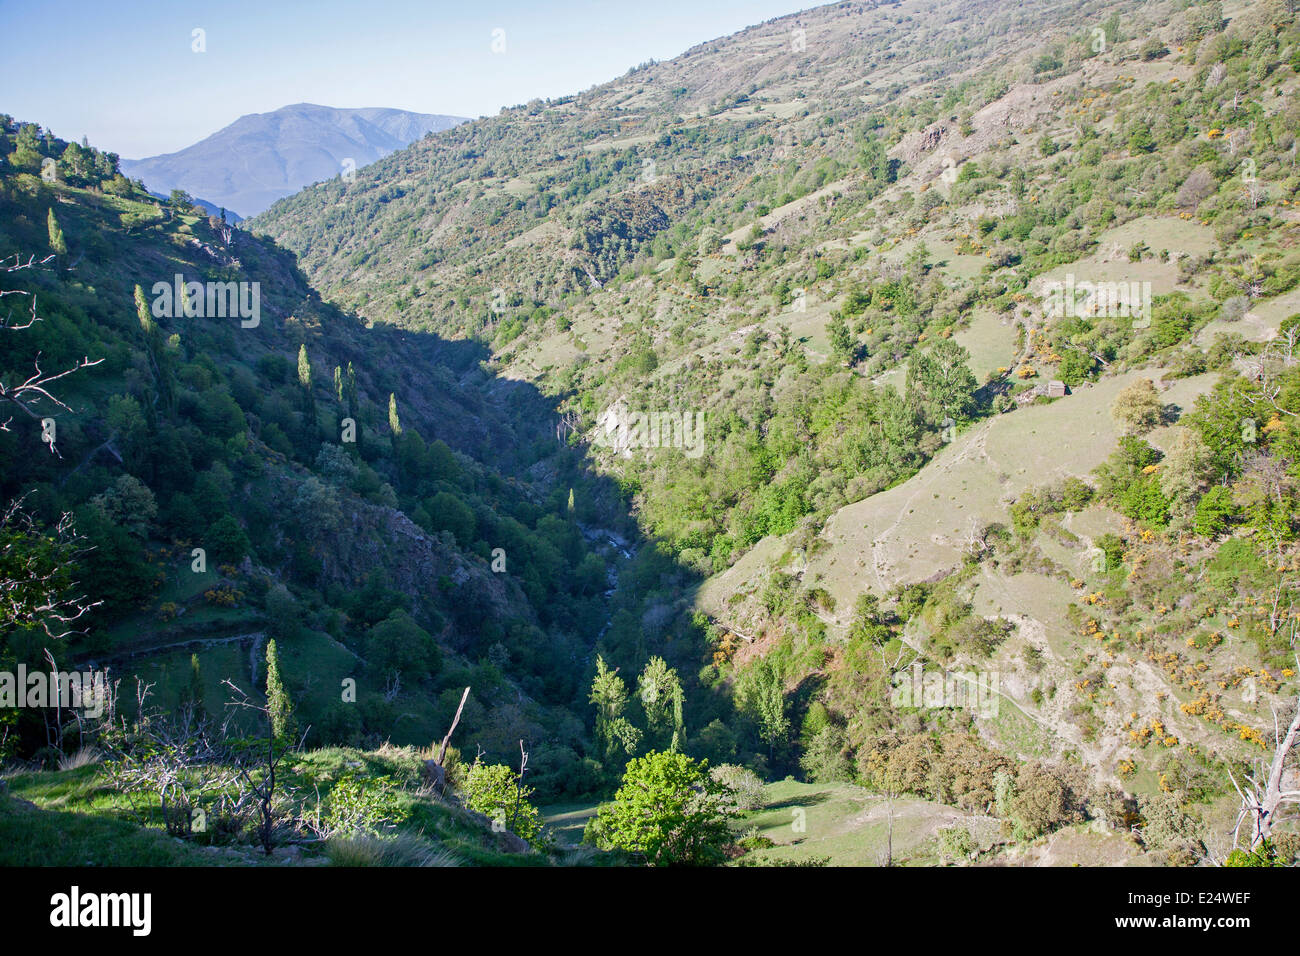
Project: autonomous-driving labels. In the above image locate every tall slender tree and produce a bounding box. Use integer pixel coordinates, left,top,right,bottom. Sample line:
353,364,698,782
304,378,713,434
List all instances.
264,639,295,742
388,393,402,436
46,208,66,257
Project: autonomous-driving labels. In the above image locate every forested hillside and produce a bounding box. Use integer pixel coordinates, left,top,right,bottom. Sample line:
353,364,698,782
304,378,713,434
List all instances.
0,117,671,805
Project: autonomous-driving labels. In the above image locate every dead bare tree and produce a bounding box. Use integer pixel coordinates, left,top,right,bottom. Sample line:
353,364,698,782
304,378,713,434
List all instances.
510,738,530,833
0,498,101,638
1228,663,1300,853
427,685,470,793
555,409,581,443
0,253,103,454
223,678,297,855
100,694,244,838
0,254,103,642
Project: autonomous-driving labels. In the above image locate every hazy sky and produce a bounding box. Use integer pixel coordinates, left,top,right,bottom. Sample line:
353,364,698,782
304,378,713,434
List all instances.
2,0,809,159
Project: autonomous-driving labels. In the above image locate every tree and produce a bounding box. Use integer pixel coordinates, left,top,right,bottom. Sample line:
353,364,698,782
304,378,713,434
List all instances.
365,609,440,680
182,653,205,713
590,655,641,769
88,474,156,539
907,339,978,424
637,656,685,752
739,655,789,760
46,209,66,257
593,750,733,865
0,254,102,637
1193,485,1237,537
1111,378,1163,436
296,344,312,390
206,514,250,564
1160,429,1215,516
425,491,475,547
264,582,301,641
264,638,296,743
388,393,401,436
1229,683,1300,852
461,757,545,846
828,313,854,366
1,254,102,450
0,501,98,637
345,362,359,422
169,189,196,213
133,283,172,414
297,344,315,423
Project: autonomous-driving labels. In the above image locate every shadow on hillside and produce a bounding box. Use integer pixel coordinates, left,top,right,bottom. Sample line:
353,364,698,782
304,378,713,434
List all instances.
10,224,731,772
248,235,738,760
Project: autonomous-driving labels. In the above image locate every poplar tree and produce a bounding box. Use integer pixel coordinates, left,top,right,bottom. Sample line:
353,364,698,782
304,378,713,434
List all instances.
265,639,296,742
47,208,67,256
388,392,402,436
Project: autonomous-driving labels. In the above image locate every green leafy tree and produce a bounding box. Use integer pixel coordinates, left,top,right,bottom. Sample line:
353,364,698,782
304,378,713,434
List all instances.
424,491,475,547
297,344,316,425
828,313,854,366
906,339,978,425
365,609,441,680
1193,485,1237,537
388,392,402,436
739,655,790,760
297,344,312,390
89,475,157,539
264,638,296,742
46,208,66,256
462,760,546,845
345,362,359,422
1111,379,1163,436
206,514,250,564
590,655,641,770
132,283,173,413
637,655,685,752
593,750,733,866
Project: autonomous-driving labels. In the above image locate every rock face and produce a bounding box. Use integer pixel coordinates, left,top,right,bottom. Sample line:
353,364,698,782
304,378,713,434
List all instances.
267,468,533,648
918,123,946,153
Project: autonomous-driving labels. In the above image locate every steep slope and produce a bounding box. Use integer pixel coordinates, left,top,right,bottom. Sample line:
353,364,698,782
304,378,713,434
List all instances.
0,116,640,805
250,0,1300,864
122,104,467,217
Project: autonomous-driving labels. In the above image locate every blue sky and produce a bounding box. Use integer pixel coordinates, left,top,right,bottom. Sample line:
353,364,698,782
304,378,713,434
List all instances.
2,0,810,159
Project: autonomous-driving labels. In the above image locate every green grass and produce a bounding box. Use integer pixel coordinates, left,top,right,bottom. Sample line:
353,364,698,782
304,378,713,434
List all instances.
0,795,218,866
541,801,599,846
1,745,553,867
735,780,973,866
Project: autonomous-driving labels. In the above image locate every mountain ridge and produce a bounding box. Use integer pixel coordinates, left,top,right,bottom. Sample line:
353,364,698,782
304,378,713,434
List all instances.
121,103,468,217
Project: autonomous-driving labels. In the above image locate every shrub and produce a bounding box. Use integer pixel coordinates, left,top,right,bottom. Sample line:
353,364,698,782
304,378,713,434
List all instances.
324,774,410,836
461,760,546,846
710,763,766,811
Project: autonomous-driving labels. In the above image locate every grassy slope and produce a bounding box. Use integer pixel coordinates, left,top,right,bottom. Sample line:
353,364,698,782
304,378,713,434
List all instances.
1,747,559,867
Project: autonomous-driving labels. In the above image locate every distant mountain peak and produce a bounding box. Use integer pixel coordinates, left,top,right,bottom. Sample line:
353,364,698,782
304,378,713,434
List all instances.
120,104,467,217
